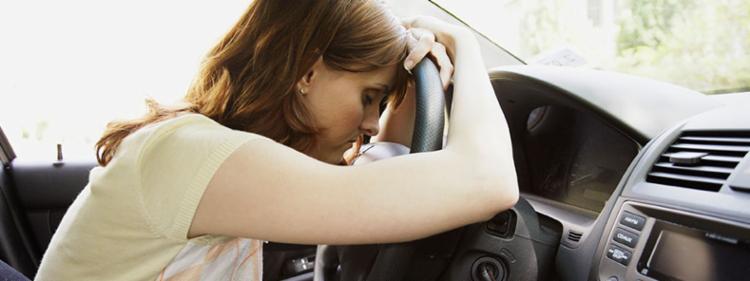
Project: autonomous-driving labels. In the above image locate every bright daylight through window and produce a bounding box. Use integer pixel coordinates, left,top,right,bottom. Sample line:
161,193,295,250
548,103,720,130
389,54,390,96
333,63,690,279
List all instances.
433,0,750,94
0,0,249,160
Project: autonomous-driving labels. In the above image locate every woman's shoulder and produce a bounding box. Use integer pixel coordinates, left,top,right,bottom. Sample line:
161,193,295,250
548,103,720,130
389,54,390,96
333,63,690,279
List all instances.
141,112,217,134
114,113,263,166
134,113,257,144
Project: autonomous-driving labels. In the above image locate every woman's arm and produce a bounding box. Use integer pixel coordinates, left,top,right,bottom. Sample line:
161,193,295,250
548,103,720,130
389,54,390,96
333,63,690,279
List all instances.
189,17,518,245
371,82,416,147
190,137,512,244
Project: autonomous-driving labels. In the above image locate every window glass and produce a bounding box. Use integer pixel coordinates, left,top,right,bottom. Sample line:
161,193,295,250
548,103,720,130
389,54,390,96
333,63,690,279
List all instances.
433,0,750,95
0,0,249,160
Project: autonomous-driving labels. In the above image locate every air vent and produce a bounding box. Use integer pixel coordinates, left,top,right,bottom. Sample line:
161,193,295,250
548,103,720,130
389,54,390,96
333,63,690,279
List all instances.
646,131,750,191
567,230,583,242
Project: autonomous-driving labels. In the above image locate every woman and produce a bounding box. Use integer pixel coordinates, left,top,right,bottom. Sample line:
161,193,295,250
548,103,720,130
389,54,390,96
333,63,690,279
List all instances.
36,0,518,280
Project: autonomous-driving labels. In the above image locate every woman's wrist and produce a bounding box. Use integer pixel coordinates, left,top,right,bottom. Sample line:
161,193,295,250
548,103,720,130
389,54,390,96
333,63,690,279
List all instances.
402,16,474,58
438,27,477,59
454,28,479,48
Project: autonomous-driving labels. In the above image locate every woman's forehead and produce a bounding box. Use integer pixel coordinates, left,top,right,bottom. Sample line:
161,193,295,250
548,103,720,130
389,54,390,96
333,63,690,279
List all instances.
355,64,399,86
324,63,399,91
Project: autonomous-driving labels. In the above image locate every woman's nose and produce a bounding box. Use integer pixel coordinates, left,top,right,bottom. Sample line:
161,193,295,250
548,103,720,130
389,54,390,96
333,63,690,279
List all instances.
360,109,380,137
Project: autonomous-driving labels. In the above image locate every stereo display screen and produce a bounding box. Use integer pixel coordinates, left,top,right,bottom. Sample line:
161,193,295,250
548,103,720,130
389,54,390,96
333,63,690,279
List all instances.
638,221,750,281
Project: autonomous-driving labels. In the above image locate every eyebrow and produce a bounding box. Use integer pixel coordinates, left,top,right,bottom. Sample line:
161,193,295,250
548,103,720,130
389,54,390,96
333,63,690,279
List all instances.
367,83,392,94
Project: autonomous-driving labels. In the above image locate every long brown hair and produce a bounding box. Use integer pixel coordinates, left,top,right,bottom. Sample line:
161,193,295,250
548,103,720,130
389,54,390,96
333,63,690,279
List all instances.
96,0,410,166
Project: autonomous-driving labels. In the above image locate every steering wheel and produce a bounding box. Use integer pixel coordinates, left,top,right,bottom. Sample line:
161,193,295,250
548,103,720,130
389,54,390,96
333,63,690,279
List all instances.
313,58,447,281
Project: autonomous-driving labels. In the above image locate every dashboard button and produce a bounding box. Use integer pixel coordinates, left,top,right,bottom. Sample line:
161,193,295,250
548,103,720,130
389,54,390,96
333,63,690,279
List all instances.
606,245,632,266
613,228,639,248
620,212,646,231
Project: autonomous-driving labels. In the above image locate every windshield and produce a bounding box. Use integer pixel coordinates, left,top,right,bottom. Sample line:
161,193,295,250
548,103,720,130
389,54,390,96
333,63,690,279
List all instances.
433,0,750,94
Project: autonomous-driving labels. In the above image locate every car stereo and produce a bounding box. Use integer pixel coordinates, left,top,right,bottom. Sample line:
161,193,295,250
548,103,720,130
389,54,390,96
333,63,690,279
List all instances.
597,202,750,281
636,219,750,281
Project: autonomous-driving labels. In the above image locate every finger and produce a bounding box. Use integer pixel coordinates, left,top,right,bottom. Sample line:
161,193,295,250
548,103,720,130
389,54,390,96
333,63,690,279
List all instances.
401,16,456,41
405,30,419,50
407,27,433,45
403,30,435,70
400,16,418,29
430,42,453,90
401,16,441,31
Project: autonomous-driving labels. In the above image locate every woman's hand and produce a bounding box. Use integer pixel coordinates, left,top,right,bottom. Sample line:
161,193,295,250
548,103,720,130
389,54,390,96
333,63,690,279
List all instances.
403,28,453,90
401,16,469,90
372,17,472,147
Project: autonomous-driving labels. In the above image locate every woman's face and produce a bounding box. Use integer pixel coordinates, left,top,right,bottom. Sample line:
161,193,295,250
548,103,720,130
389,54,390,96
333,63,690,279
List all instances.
299,59,397,164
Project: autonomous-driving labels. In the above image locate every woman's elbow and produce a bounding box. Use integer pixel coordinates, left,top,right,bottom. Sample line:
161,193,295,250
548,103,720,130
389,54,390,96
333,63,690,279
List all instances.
475,170,520,220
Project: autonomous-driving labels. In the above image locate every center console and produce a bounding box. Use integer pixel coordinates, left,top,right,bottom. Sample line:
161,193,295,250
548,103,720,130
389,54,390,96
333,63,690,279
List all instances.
598,202,750,281
594,105,750,281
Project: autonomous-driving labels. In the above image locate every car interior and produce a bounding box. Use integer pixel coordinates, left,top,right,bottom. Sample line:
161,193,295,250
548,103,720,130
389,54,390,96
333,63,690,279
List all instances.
1,1,749,281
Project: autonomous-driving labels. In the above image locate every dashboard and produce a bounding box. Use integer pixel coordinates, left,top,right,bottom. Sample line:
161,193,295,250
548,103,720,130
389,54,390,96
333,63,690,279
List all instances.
486,66,750,281
522,104,639,213
595,107,750,281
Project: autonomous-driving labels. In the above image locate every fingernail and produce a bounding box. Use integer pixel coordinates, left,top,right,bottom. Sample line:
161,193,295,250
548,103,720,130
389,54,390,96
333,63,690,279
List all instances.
404,60,414,70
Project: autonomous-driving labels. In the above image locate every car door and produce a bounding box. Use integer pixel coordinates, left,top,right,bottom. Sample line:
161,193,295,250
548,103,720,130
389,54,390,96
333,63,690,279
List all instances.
0,148,92,279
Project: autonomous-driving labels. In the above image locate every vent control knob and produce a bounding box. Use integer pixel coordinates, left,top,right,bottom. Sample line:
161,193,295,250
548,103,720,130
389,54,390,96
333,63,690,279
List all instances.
668,151,708,165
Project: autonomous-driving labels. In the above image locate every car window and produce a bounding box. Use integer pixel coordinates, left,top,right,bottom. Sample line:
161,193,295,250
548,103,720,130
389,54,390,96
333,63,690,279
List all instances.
0,0,249,160
433,0,750,95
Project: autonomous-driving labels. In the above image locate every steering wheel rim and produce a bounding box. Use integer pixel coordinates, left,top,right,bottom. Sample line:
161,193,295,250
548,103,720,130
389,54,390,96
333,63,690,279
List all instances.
314,58,446,281
407,58,446,153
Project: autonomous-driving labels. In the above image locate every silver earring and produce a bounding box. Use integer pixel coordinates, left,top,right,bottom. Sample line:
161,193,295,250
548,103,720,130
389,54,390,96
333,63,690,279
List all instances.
298,88,306,95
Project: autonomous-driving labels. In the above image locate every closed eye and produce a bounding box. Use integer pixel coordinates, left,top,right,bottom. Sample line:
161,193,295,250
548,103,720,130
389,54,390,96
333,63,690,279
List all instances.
362,87,387,107
362,92,375,106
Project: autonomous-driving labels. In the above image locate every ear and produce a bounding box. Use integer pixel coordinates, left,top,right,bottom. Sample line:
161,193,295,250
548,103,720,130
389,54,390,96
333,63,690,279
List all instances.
296,57,325,94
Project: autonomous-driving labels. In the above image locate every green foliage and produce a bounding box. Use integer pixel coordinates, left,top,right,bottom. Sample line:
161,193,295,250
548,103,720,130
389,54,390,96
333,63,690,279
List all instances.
616,0,750,93
519,0,750,94
520,0,564,58
617,0,693,51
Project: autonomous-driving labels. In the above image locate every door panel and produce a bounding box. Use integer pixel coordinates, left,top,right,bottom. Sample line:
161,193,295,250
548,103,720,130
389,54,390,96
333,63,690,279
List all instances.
10,160,94,256
6,159,317,280
0,166,39,278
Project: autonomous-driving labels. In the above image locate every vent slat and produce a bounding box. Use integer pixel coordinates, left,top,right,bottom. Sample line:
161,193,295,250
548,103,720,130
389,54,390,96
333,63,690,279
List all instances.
670,143,750,153
679,136,750,145
648,172,726,185
681,131,750,138
647,172,723,191
648,131,748,192
700,155,745,163
652,163,733,179
567,231,583,242
658,154,741,168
